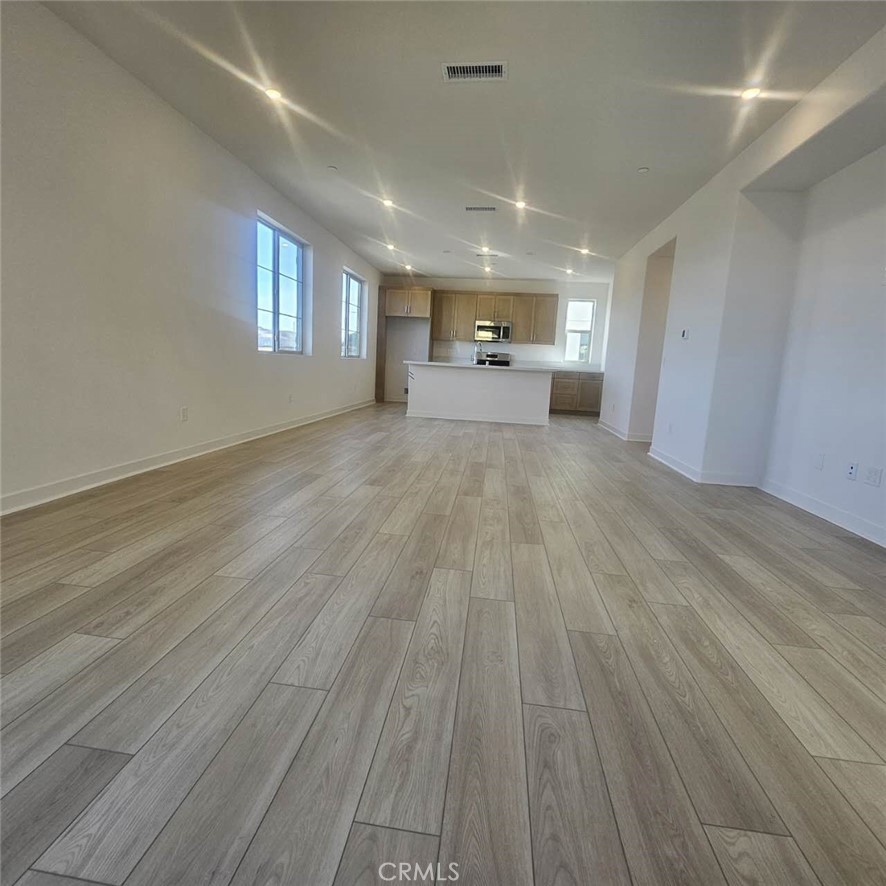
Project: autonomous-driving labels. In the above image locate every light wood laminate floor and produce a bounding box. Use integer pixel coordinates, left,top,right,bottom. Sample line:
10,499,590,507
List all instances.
2,404,886,885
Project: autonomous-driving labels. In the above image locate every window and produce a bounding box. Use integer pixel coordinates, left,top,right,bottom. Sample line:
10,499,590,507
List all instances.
341,270,364,358
564,299,596,363
257,219,304,353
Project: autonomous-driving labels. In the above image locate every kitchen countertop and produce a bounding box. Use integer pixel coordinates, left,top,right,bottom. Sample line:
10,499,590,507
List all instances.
405,360,555,374
416,360,604,374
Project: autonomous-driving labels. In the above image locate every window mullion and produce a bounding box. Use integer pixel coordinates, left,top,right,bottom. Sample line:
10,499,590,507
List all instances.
273,230,280,352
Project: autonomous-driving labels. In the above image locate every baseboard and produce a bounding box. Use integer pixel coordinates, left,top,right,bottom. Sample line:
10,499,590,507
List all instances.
648,448,703,482
1,399,376,515
406,409,548,427
598,420,652,443
697,470,759,487
759,478,885,547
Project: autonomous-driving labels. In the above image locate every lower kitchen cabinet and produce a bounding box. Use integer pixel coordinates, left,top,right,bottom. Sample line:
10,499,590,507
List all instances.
549,371,603,414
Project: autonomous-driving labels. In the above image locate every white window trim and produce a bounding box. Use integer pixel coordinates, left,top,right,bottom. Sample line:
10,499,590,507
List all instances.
341,268,366,359
563,298,597,364
256,215,311,356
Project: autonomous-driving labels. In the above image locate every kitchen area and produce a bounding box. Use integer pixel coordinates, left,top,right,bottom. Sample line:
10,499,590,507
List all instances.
376,284,607,425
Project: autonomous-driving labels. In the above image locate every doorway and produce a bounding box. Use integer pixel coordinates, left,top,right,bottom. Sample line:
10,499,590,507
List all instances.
629,238,676,440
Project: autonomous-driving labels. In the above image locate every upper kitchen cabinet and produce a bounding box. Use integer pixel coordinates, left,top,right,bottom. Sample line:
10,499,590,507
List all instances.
432,291,477,341
476,294,513,321
386,288,432,318
511,294,558,344
532,295,558,344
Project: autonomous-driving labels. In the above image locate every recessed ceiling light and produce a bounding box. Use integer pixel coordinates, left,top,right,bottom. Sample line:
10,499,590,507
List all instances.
526,251,534,256
566,269,574,275
405,264,413,271
637,166,650,174
326,165,338,172
264,88,283,101
741,86,762,101
580,248,590,255
484,266,491,272
382,198,394,207
515,200,527,209
442,249,451,254
386,244,395,251
481,246,490,253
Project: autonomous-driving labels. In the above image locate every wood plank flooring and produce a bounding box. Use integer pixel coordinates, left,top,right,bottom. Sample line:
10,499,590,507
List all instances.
2,403,886,886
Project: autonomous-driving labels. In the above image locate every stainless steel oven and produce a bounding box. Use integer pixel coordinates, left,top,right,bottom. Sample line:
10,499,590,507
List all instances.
474,320,512,343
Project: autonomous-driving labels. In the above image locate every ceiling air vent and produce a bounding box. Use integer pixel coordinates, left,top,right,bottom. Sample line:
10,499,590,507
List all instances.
443,62,508,82
465,206,497,212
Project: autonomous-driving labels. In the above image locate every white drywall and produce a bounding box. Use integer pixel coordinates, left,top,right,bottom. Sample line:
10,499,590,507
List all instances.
700,191,806,485
384,318,430,402
626,253,674,443
1,4,380,511
382,277,612,370
763,147,886,543
604,26,886,496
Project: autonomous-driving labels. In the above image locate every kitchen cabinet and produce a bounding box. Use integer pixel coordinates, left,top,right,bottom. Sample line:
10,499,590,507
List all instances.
550,371,603,414
531,296,558,344
511,294,558,344
511,296,535,343
455,292,478,341
577,376,603,413
476,294,495,320
477,295,513,322
386,288,432,318
432,292,477,341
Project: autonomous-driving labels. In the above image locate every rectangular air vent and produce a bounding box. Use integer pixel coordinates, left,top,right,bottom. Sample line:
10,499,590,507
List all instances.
465,206,497,212
443,62,507,82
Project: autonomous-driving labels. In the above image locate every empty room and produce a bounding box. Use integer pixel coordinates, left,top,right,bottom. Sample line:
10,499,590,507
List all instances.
3,2,886,885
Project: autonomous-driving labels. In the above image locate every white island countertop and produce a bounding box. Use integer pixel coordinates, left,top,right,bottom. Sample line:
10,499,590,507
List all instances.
403,360,554,374
404,360,553,425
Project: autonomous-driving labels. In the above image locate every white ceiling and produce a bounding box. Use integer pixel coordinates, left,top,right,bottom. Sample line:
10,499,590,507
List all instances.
47,1,886,281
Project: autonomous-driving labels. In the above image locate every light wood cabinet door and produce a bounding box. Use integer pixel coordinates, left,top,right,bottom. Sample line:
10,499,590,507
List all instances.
550,377,579,412
432,293,456,340
577,377,603,413
532,296,558,344
476,294,495,320
386,289,410,317
409,289,432,318
494,295,514,321
454,292,478,341
511,295,535,343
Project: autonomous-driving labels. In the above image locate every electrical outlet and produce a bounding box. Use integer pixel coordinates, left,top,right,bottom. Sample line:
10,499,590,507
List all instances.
864,466,883,487
846,462,858,481
681,328,689,340
179,406,189,423
813,454,825,471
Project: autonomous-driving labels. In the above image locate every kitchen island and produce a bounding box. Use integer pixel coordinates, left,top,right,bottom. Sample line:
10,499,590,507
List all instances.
404,361,554,425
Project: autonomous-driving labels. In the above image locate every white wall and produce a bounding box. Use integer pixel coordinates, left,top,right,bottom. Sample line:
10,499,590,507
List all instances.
603,25,885,478
763,146,886,543
382,277,612,369
385,318,430,402
1,4,381,511
700,192,806,484
626,253,673,442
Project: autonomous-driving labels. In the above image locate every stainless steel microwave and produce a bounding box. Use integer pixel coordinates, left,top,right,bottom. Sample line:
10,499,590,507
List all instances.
474,320,512,343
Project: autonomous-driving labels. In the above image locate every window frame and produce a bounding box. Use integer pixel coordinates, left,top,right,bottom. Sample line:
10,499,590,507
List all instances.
341,269,365,359
563,298,597,364
256,218,305,354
